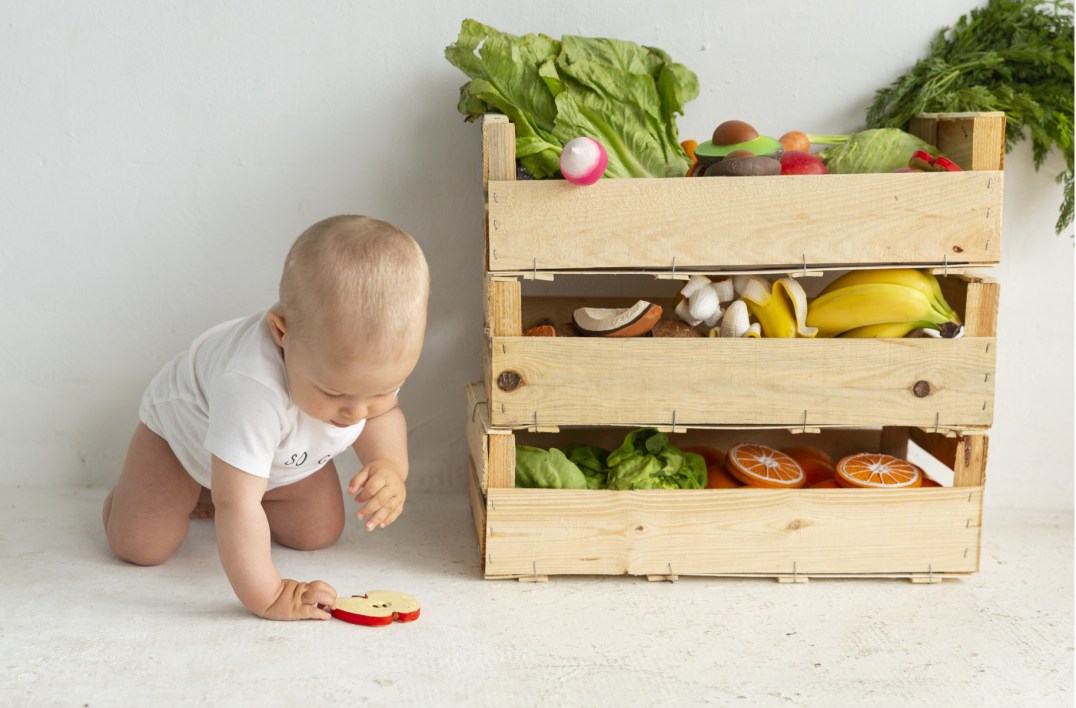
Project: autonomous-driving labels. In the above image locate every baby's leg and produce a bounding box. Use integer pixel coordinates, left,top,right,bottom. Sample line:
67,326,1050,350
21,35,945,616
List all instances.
261,462,345,551
102,423,203,565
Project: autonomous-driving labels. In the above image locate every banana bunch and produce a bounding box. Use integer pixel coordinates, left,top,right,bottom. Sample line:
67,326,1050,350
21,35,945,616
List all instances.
805,269,963,338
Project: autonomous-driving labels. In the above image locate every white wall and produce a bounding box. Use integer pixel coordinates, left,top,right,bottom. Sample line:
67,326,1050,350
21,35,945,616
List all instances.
2,1,1071,509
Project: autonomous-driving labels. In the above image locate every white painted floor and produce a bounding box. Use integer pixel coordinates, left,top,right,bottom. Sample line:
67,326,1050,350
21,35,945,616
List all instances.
1,485,1071,707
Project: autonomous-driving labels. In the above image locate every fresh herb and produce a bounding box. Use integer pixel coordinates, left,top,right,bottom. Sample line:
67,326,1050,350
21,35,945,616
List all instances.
865,0,1074,235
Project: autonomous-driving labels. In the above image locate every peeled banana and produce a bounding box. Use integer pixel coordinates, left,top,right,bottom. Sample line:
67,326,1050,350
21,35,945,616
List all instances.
740,276,817,338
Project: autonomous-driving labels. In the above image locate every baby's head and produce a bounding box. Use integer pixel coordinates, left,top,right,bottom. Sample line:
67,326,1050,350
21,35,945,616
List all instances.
278,215,429,356
269,215,429,427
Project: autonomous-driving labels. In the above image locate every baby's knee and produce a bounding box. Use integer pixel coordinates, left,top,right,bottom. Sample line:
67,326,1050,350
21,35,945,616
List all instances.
284,516,345,551
107,536,176,567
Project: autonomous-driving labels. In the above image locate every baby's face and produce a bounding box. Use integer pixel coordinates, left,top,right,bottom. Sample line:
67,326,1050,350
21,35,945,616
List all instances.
269,313,419,428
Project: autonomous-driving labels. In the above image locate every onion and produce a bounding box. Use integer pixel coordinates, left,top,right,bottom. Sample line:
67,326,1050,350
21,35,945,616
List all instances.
559,137,608,185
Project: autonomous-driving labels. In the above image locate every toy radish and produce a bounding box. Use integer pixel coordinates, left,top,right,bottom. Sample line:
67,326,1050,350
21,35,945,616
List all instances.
559,136,608,185
329,591,420,626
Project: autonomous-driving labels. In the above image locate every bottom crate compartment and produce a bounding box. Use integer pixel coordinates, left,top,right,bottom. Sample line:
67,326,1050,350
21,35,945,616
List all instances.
465,384,987,582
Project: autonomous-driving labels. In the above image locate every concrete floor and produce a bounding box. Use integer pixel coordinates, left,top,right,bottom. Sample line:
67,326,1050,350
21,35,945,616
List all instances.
1,485,1071,707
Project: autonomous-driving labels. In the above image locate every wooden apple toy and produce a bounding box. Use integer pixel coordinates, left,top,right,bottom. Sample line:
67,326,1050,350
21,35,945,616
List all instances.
330,591,421,626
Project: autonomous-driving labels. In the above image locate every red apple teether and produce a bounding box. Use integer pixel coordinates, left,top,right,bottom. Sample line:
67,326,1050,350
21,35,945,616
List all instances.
330,591,420,626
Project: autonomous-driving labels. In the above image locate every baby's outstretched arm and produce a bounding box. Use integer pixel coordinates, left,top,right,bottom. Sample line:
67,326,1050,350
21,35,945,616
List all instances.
349,405,409,530
212,456,336,620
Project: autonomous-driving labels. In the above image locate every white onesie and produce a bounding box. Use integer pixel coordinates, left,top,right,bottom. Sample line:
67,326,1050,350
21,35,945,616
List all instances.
139,310,366,490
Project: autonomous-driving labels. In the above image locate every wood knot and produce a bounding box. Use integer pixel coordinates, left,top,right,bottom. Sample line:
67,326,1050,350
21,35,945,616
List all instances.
787,520,802,531
952,245,965,254
912,380,933,398
497,370,524,392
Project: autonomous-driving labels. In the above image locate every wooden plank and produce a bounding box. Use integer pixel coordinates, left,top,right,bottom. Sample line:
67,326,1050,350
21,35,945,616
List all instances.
486,171,1002,271
487,433,516,489
879,426,911,459
489,337,996,430
467,457,488,568
936,113,1006,172
953,434,989,488
465,382,490,492
484,486,982,577
964,276,999,338
484,275,521,337
482,116,515,187
908,115,939,148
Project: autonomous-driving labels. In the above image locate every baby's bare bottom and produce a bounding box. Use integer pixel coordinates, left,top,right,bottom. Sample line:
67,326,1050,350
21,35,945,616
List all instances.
103,423,345,566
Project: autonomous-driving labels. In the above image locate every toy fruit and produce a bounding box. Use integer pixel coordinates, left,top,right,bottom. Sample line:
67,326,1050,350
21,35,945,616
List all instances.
784,448,835,486
330,591,420,626
693,119,783,171
706,463,742,489
560,136,608,185
684,445,725,468
726,443,805,488
573,300,662,337
780,150,828,175
835,453,922,489
908,149,962,172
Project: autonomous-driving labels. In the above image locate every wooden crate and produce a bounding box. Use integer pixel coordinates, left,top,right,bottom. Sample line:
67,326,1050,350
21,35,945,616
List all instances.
466,383,986,583
483,112,1005,273
484,271,998,433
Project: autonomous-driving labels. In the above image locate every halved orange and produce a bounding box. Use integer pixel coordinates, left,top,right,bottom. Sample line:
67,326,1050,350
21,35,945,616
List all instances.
808,478,840,488
706,462,742,489
911,463,942,487
783,446,835,468
726,443,805,488
784,448,835,486
685,445,725,469
835,453,922,489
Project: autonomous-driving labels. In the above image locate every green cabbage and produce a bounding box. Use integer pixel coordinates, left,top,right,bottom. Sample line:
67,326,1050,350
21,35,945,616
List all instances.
818,129,939,174
445,19,698,179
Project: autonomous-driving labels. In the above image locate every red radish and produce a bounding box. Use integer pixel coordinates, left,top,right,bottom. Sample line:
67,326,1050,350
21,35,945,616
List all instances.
560,137,608,185
780,150,828,175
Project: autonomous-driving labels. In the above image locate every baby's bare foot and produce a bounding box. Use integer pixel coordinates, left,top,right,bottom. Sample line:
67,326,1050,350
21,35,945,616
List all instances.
190,487,215,520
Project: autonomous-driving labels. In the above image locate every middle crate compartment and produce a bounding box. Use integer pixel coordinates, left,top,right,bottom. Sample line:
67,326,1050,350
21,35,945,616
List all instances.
484,271,998,434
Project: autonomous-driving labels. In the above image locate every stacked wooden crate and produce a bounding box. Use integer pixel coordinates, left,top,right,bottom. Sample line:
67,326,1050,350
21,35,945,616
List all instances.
466,112,1004,582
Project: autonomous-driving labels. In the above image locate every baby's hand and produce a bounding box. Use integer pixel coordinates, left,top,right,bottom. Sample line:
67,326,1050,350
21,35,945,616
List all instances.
348,460,407,531
259,579,336,621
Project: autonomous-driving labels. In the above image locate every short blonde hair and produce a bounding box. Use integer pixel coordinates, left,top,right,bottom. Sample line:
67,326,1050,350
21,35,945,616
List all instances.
279,215,429,360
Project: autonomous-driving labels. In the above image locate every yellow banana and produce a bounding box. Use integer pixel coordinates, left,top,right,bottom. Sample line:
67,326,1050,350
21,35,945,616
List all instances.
819,268,960,323
806,283,953,338
838,321,935,338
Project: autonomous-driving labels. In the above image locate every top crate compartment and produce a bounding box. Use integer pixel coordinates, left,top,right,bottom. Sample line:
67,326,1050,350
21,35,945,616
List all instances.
483,113,1005,273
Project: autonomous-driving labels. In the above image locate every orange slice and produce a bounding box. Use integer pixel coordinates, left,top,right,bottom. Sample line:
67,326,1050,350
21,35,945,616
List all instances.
911,462,942,487
835,453,922,489
726,443,805,488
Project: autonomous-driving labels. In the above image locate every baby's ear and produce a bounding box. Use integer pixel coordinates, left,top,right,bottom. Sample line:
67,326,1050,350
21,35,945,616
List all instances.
266,309,288,346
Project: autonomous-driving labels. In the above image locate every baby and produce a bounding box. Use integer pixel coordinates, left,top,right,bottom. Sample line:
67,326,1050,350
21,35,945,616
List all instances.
102,215,429,621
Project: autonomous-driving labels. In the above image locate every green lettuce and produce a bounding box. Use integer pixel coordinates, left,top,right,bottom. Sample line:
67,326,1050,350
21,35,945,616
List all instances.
445,19,698,179
514,445,588,489
563,443,609,489
605,428,707,490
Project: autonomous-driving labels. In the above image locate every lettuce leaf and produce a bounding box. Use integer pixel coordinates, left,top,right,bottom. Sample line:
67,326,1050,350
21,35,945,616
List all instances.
514,445,588,489
563,443,609,489
605,428,707,490
446,19,698,179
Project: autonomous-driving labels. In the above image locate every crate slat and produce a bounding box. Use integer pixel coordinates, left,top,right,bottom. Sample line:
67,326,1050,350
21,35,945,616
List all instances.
489,336,995,431
486,172,1001,271
484,486,982,577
